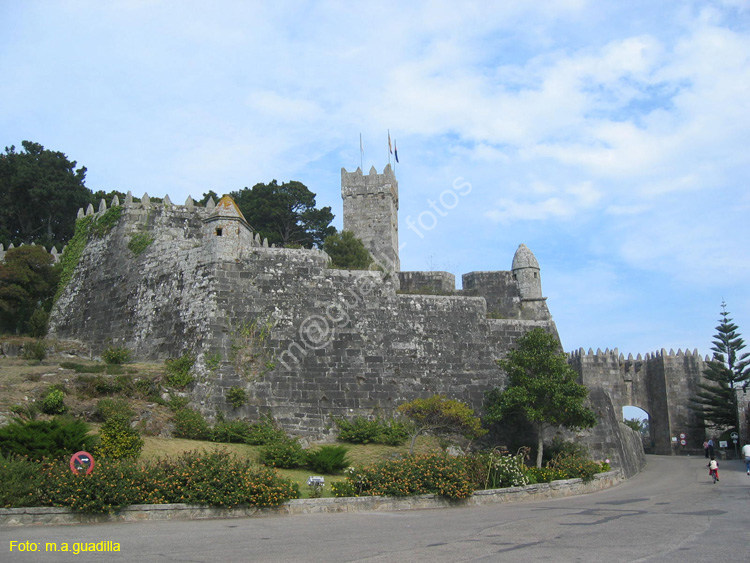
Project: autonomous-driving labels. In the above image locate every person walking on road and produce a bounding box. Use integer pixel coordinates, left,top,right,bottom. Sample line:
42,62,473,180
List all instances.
703,440,709,458
741,442,750,475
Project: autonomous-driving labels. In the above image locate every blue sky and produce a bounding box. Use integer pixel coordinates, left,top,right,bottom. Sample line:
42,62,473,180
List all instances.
2,0,749,358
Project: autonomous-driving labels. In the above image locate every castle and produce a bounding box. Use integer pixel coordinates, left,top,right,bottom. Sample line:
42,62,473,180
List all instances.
29,164,745,473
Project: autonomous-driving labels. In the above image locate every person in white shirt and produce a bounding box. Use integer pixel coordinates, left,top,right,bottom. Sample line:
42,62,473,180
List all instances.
708,457,719,482
741,442,750,475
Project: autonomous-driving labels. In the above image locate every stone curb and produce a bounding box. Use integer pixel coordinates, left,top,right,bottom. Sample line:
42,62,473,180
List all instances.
0,470,624,527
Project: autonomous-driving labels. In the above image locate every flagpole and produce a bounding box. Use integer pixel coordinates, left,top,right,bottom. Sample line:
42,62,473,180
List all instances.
359,133,363,170
387,129,391,167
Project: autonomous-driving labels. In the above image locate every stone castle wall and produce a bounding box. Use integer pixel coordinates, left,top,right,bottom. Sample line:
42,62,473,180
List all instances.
48,198,558,436
44,183,646,473
568,348,707,454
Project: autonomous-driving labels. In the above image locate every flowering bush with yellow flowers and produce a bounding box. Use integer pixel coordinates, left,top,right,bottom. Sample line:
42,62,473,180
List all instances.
4,449,298,513
332,454,475,500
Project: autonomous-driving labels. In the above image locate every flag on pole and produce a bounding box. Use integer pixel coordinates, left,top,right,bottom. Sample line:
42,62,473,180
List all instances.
388,130,392,154
360,133,364,157
394,140,399,163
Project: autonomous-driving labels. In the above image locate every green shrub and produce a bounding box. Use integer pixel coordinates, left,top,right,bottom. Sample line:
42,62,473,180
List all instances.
173,408,212,441
0,454,46,508
244,416,288,446
305,445,350,474
27,309,49,338
41,389,67,415
213,419,253,444
337,454,475,499
102,346,131,365
0,418,96,461
259,437,306,468
547,452,601,483
22,339,47,361
95,415,144,459
334,416,410,446
165,354,195,388
226,386,247,409
95,398,135,421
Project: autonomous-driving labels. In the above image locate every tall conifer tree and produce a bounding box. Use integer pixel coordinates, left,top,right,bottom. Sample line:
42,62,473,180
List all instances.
690,303,750,434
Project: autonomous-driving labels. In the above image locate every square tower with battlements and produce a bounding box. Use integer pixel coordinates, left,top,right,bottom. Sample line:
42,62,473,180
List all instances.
341,164,400,272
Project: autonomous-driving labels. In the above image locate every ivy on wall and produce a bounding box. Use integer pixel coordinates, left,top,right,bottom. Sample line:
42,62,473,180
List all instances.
54,206,123,302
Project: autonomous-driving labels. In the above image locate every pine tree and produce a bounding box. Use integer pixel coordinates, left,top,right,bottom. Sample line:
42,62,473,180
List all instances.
690,303,750,434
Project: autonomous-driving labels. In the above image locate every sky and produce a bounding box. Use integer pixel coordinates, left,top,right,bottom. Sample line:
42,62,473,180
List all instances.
2,0,749,360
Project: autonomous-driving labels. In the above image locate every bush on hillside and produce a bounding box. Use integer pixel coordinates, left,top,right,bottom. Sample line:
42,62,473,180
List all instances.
259,437,306,469
40,388,67,415
94,414,144,459
305,445,350,474
173,408,212,441
0,454,46,508
334,416,410,446
0,418,96,461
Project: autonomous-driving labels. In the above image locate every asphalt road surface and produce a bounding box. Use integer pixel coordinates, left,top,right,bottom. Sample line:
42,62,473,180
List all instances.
3,455,749,562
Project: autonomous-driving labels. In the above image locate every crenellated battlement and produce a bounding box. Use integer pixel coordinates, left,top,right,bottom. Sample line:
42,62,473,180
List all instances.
77,192,216,220
568,347,709,363
341,164,398,201
0,242,64,263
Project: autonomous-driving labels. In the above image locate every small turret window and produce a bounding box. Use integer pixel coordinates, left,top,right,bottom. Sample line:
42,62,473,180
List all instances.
216,228,223,237
534,272,538,278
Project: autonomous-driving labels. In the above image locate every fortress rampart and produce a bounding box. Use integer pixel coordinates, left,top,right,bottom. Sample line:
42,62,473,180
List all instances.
47,185,560,441
39,163,734,474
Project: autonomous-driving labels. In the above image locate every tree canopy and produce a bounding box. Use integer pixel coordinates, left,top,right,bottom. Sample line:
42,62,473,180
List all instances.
323,231,372,269
484,328,597,468
0,141,91,249
0,245,61,335
397,394,486,454
228,180,336,248
689,303,750,435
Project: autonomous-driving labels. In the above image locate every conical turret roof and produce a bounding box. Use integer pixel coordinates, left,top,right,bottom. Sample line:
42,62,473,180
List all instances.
512,244,540,270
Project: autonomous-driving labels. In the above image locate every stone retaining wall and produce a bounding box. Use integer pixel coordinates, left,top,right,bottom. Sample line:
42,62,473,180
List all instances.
0,470,624,527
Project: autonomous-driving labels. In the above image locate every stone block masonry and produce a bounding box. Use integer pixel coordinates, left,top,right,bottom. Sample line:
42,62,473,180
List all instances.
45,167,648,475
48,193,558,437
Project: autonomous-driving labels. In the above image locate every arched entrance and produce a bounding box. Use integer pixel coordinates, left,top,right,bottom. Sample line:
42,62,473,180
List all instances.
623,406,652,453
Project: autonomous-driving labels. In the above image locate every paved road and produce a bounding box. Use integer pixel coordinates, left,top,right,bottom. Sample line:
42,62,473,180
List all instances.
3,455,749,562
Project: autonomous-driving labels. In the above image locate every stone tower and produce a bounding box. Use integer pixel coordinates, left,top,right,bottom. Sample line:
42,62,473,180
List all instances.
203,195,258,261
341,164,400,272
512,244,551,320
